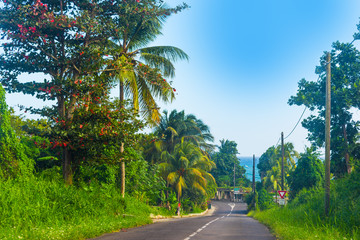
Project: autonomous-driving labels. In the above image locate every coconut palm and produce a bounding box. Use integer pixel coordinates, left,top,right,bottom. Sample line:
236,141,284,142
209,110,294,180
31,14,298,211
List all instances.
263,161,283,193
156,110,214,152
159,140,216,205
144,110,214,165
105,2,188,196
108,2,189,124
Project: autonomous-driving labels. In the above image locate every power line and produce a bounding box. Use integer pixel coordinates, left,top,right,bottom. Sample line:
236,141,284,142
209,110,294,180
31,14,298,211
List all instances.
284,107,307,140
275,137,281,148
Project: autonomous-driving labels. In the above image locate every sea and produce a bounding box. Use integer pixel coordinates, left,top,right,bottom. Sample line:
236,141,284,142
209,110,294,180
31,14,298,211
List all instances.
239,156,261,182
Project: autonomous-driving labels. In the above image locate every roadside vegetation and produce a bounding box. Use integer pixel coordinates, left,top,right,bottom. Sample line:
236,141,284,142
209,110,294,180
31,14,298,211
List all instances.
247,19,360,240
249,171,360,240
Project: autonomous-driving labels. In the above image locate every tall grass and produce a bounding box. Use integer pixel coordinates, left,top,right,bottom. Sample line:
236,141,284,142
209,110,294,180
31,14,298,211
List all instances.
250,171,360,240
0,177,155,240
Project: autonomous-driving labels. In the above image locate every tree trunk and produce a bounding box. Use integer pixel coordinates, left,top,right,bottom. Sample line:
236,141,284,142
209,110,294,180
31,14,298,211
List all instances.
57,92,77,185
343,124,351,174
177,193,181,216
120,142,125,197
120,80,125,197
63,148,73,185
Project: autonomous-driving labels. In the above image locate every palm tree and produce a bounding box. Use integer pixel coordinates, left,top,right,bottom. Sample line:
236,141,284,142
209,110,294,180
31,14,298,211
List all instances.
159,140,215,209
106,2,189,196
263,161,282,193
156,110,214,152
144,110,214,165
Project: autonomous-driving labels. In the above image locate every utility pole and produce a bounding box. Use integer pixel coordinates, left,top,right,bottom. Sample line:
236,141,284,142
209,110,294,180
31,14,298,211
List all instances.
233,161,236,202
281,132,284,191
325,52,331,216
252,154,256,209
252,154,255,193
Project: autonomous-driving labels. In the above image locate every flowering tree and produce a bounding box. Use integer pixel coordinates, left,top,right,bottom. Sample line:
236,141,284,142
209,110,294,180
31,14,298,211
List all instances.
0,0,124,184
0,0,188,186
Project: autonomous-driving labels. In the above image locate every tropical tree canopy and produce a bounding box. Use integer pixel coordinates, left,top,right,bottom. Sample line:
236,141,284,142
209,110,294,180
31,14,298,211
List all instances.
159,140,215,202
287,147,324,199
210,139,247,187
289,41,360,177
258,143,298,192
107,2,189,124
144,109,214,164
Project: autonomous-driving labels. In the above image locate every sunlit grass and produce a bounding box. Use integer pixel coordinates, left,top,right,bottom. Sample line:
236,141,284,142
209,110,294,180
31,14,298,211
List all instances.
249,172,360,240
250,207,357,240
0,178,156,240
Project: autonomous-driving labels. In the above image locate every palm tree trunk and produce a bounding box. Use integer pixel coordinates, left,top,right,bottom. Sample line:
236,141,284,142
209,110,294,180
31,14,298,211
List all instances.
120,80,125,197
177,193,181,216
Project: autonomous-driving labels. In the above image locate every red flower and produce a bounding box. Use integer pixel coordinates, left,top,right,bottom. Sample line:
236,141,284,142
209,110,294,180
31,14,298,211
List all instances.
80,124,83,128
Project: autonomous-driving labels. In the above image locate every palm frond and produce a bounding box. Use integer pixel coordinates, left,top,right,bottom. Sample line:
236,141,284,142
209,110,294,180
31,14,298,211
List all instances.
140,46,189,63
176,176,187,198
139,53,176,78
117,69,139,111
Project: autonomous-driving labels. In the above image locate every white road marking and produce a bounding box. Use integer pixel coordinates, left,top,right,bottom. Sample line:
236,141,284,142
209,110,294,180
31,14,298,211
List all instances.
227,203,236,216
228,203,235,211
183,203,237,239
183,217,220,240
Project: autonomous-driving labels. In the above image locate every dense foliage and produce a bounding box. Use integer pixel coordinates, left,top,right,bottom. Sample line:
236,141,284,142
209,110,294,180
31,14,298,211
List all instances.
0,85,33,178
287,148,324,199
0,0,189,186
257,143,298,193
211,139,248,187
289,42,360,177
251,170,360,240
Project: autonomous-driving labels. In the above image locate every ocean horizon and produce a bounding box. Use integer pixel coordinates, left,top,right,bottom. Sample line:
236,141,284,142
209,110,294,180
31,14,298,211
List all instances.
239,156,261,182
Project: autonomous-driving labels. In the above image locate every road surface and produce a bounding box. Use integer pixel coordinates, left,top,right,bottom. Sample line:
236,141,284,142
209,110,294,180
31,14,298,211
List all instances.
90,201,275,240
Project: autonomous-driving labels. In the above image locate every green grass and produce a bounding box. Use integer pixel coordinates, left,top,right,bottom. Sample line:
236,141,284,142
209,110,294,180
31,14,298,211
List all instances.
249,171,360,240
249,207,358,240
0,178,158,240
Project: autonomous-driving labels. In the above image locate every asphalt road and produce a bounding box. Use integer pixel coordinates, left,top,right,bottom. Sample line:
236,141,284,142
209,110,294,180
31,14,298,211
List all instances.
90,201,275,240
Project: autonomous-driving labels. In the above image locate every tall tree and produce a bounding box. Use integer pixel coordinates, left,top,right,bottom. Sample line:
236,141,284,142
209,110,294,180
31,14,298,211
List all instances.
145,109,214,164
159,140,215,205
258,143,298,192
289,42,360,177
210,139,246,187
257,143,298,181
0,0,117,184
105,1,189,196
287,147,324,199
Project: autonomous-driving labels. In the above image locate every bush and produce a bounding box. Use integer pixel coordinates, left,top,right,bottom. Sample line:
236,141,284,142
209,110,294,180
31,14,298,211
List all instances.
125,159,167,205
257,189,275,210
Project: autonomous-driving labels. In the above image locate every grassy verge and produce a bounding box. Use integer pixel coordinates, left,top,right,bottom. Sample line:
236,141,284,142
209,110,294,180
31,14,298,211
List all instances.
0,178,165,240
249,207,358,240
248,171,360,240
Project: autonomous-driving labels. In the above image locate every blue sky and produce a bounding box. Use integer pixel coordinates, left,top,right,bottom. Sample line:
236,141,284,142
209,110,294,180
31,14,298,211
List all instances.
4,0,360,157
149,0,360,156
